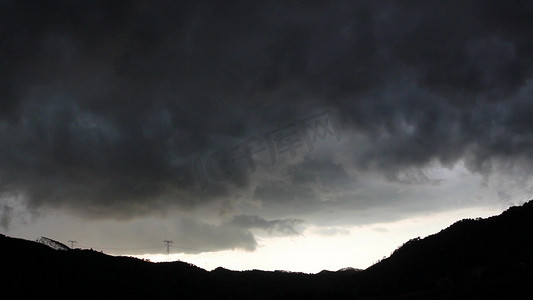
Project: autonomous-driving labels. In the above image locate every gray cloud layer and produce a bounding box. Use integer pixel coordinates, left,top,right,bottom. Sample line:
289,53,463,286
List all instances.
229,214,302,236
1,1,533,251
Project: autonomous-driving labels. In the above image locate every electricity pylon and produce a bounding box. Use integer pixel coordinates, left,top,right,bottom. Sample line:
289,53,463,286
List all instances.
163,240,173,255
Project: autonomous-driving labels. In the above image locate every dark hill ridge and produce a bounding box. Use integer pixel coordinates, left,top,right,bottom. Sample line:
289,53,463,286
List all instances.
357,200,533,298
1,201,533,299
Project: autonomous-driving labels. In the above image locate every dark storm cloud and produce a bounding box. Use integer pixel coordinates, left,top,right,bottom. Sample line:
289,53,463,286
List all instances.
250,156,354,217
0,204,12,230
229,214,303,236
173,217,258,253
1,0,533,231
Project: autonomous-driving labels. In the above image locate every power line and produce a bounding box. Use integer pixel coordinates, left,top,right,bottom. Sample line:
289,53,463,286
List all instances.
76,244,161,251
173,245,210,252
73,242,212,253
67,240,78,248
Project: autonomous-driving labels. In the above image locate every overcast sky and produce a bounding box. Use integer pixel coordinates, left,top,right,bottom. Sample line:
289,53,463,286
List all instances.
1,1,533,272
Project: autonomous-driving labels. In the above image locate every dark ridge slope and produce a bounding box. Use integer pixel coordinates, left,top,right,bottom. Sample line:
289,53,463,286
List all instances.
356,201,533,298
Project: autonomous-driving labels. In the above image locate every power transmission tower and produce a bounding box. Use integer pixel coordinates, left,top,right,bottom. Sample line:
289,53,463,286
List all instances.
163,240,173,255
67,240,78,248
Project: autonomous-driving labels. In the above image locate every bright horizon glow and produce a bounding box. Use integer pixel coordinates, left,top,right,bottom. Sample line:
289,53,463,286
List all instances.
134,205,505,273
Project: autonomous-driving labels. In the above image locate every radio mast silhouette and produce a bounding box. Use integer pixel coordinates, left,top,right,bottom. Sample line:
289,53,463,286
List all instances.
67,240,78,248
163,240,173,255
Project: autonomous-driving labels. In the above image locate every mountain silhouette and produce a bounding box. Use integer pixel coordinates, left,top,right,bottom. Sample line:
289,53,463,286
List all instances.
1,201,532,299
